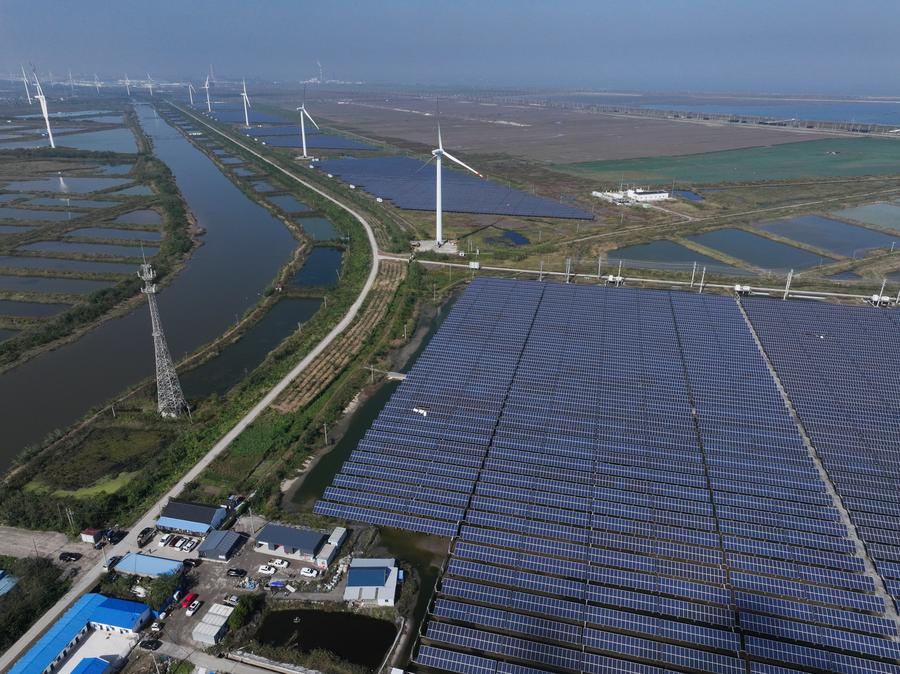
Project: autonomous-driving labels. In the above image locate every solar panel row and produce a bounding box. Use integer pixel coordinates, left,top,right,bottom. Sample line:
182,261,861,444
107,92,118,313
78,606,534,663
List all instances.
314,278,900,674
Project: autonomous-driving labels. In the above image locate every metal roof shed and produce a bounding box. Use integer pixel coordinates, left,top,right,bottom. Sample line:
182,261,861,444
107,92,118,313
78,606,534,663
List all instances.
255,523,325,556
197,530,243,561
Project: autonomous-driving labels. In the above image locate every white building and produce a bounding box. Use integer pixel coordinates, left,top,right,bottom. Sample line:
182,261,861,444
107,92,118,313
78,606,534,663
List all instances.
343,559,399,607
192,603,235,646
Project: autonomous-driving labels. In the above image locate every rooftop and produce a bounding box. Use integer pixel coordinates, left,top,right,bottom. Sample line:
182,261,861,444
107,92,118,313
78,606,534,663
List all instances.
255,523,325,555
160,499,225,525
114,552,182,578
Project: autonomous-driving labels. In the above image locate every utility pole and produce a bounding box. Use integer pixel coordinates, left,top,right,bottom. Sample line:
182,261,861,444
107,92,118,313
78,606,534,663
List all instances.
783,269,793,301
323,422,328,444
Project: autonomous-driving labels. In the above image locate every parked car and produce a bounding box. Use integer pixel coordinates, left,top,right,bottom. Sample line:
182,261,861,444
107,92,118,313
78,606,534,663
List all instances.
222,594,239,606
103,555,122,571
300,567,318,578
180,593,197,608
137,527,156,547
257,565,276,576
182,539,198,553
227,568,246,578
150,621,164,632
186,599,202,616
58,552,81,562
268,558,290,569
183,558,201,568
139,640,161,651
171,537,186,549
107,530,127,544
158,534,172,547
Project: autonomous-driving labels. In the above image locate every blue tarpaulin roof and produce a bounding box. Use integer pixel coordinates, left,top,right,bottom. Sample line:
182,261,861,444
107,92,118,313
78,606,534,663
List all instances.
114,552,182,578
347,567,390,588
9,594,148,674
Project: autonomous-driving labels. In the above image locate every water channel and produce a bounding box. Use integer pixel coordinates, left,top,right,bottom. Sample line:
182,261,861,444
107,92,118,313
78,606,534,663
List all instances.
0,104,300,470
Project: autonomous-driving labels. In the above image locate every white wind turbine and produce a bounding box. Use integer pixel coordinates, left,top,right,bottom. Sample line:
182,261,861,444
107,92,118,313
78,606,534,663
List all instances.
124,73,131,96
187,82,195,107
202,76,211,113
32,72,55,148
21,66,32,104
146,73,153,97
94,74,100,94
430,120,483,246
68,70,74,95
295,89,319,159
240,79,251,128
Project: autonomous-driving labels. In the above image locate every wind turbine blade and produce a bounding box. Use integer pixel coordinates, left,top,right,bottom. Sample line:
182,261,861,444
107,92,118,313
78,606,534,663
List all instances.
304,109,320,130
437,121,443,150
414,154,437,174
441,150,483,178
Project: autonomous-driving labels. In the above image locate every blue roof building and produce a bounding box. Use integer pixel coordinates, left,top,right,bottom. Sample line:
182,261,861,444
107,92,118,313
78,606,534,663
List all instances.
9,594,150,674
157,500,227,535
343,559,399,606
70,658,112,674
0,569,18,596
113,552,182,578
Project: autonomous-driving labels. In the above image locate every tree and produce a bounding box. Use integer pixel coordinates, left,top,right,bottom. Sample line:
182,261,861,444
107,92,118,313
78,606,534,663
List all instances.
148,572,182,611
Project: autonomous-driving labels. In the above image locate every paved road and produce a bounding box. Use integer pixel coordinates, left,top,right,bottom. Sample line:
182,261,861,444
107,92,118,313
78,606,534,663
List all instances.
0,105,381,674
157,642,274,674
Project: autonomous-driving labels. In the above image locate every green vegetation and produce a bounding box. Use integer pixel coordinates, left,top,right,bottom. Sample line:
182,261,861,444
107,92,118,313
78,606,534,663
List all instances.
228,593,265,630
98,568,183,611
147,573,182,611
563,137,900,185
0,555,70,654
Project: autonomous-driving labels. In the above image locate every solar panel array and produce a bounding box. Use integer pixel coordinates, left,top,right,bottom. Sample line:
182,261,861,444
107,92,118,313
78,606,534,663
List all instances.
315,156,594,220
745,298,900,608
315,278,900,674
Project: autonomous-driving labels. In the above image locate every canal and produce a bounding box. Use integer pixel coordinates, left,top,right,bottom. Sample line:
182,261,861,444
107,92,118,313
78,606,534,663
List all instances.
0,104,297,470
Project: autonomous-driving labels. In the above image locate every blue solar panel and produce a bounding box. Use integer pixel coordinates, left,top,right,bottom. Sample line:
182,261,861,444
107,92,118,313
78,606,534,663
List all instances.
316,156,594,220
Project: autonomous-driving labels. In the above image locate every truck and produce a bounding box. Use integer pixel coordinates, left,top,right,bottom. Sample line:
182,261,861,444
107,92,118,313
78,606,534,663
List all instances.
468,261,480,270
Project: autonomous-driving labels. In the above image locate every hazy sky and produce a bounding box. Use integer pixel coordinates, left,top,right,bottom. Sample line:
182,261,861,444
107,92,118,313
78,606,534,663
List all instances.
1,0,897,95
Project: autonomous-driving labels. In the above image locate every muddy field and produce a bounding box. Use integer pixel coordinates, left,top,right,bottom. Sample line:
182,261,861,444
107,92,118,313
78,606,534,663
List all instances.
284,93,829,163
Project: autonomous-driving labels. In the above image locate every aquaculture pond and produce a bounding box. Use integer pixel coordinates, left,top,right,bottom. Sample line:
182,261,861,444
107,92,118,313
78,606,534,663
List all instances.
0,128,138,152
755,215,897,257
180,297,321,399
268,194,311,213
289,247,343,287
0,225,34,234
828,271,863,281
674,189,704,201
0,194,25,203
0,104,295,469
0,255,136,274
252,181,275,193
0,207,86,222
608,239,746,274
3,177,130,193
25,197,116,208
832,203,900,231
0,300,71,317
0,275,113,294
500,229,529,245
686,228,833,271
19,241,155,257
66,227,161,241
99,164,133,175
255,609,397,671
113,209,161,225
298,217,342,241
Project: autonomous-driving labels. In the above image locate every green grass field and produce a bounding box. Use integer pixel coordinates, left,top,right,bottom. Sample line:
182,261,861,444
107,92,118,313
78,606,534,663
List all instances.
562,138,900,185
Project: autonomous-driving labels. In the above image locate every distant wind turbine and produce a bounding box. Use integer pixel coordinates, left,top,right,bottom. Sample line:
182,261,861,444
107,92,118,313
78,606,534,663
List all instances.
241,79,251,128
94,74,101,94
124,74,131,96
202,75,211,113
316,59,324,84
32,72,55,148
146,73,153,97
21,66,32,105
68,70,74,95
295,88,319,159
430,116,483,246
187,82,195,107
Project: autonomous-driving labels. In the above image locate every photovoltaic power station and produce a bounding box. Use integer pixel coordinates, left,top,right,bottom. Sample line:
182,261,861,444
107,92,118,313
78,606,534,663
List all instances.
315,278,900,674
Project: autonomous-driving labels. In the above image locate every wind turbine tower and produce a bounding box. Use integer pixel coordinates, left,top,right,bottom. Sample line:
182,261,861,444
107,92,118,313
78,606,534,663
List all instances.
431,121,483,246
147,73,153,97
32,73,55,148
295,88,320,159
68,70,74,95
187,82,195,107
241,79,251,127
138,262,188,418
21,66,32,104
202,76,211,113
125,74,131,96
94,74,100,94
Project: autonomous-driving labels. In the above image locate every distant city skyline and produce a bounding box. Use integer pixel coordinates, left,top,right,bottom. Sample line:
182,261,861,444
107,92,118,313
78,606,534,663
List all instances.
1,0,898,96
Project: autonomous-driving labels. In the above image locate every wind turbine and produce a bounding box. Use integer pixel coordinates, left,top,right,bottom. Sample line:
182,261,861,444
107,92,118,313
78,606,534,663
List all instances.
94,74,101,94
124,73,131,96
240,79,251,128
295,88,319,159
32,72,55,148
187,82,195,107
146,73,153,97
202,76,211,113
21,66,32,104
68,70,74,95
430,120,483,246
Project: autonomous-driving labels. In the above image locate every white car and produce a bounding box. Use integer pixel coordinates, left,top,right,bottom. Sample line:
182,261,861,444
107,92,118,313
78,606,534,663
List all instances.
186,599,202,617
158,534,172,547
300,568,318,578
182,539,198,552
257,565,277,575
268,559,290,569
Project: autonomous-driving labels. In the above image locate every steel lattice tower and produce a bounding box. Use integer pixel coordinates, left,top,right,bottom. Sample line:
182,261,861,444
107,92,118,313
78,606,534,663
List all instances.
139,263,188,418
